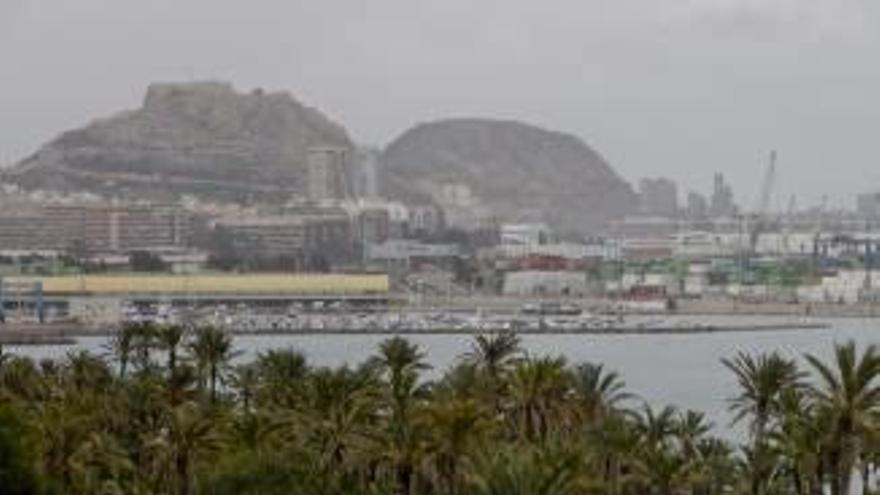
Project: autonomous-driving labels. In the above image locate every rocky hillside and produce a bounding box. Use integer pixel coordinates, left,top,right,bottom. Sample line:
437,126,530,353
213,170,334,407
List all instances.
381,119,635,234
8,81,353,203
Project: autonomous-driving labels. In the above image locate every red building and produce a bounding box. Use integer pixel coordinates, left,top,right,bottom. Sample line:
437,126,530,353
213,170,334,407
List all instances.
513,253,572,271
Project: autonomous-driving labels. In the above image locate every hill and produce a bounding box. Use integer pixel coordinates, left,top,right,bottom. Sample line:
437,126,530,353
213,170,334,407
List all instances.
381,118,635,234
7,81,353,203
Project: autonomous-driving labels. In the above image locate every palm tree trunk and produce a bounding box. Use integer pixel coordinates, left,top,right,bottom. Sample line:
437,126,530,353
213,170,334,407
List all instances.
168,347,177,377
793,469,804,495
839,464,852,495
829,449,842,495
813,460,825,495
210,364,217,403
120,353,128,379
177,451,190,495
753,421,767,495
397,462,413,495
839,439,858,495
610,456,621,495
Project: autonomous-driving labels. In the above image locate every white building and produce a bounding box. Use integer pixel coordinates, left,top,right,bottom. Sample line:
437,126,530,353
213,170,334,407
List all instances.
367,240,459,263
435,183,494,231
503,271,588,296
500,223,553,246
797,270,877,304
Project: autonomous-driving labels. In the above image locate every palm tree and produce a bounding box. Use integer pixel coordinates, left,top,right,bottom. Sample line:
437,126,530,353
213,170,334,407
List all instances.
230,363,260,413
464,444,592,495
146,402,225,495
254,348,310,409
372,337,431,495
0,356,45,402
422,398,493,494
130,321,159,373
736,444,785,495
38,400,102,492
64,350,114,395
508,356,570,443
722,351,803,441
0,403,41,495
67,431,138,494
570,362,633,428
676,409,713,458
805,341,880,495
768,387,824,495
165,364,200,407
465,332,522,381
631,445,699,495
695,437,739,495
464,332,522,412
0,344,10,372
106,323,138,379
296,364,381,485
635,404,679,449
156,324,187,378
188,326,238,403
588,411,641,495
434,361,482,402
722,350,803,495
630,405,710,495
858,430,880,495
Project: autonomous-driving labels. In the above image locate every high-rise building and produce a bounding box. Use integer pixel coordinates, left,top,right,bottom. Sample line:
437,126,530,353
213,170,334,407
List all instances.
306,147,349,201
638,178,678,218
0,203,190,253
709,173,736,218
353,148,380,200
686,191,709,221
857,192,880,220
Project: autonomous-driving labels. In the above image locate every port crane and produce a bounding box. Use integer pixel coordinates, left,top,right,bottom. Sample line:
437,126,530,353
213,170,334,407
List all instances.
734,151,776,285
748,150,777,255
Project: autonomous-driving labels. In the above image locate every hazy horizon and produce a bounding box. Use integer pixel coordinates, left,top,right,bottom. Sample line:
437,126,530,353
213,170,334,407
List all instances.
2,0,879,209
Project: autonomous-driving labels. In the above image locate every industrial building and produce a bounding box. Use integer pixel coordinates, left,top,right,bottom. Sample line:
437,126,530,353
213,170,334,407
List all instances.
638,178,678,218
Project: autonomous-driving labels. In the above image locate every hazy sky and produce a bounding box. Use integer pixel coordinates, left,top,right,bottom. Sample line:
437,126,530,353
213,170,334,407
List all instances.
2,0,879,209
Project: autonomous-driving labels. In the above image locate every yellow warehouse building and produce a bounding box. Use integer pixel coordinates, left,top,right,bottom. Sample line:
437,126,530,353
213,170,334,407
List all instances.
8,273,389,296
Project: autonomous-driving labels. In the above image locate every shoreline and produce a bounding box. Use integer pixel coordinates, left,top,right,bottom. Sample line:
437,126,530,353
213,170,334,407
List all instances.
0,321,830,344
673,300,880,318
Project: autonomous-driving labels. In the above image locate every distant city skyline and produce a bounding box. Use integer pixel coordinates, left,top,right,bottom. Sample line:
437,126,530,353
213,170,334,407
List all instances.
2,0,879,210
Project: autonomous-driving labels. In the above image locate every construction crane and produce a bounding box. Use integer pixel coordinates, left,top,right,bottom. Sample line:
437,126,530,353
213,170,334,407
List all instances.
748,150,777,254
781,194,796,254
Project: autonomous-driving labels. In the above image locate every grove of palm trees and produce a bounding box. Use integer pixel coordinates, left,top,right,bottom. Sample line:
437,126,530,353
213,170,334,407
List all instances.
0,324,879,495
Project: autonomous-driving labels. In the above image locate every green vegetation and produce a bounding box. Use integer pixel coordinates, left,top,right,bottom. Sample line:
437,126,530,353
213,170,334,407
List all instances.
128,251,169,273
0,327,879,494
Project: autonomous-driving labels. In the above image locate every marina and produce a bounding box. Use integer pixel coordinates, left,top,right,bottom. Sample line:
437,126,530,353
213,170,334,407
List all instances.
0,302,830,341
138,301,831,335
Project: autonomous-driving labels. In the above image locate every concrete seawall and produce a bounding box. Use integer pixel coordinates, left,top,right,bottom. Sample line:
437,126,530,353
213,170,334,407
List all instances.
674,300,880,318
237,322,830,336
